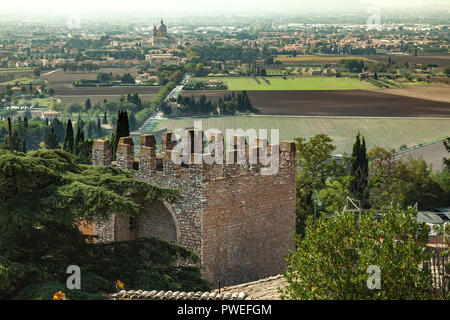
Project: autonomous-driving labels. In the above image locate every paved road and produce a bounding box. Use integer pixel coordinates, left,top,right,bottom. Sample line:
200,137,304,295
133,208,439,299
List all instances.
165,74,190,102
139,111,164,133
138,74,190,133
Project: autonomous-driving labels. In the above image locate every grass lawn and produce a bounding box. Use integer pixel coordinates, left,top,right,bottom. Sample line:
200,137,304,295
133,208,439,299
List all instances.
16,97,54,107
154,116,450,155
193,76,378,91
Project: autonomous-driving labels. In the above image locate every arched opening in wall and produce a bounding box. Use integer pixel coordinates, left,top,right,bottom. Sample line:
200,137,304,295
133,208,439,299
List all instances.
137,200,178,243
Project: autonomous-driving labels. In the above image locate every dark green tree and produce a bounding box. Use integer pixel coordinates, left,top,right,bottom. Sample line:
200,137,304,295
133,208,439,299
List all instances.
85,98,92,112
75,139,93,165
96,118,103,138
62,120,74,154
1,130,27,153
0,149,209,300
50,118,65,144
350,133,369,208
129,112,137,132
73,124,85,156
86,121,94,139
112,110,130,160
45,126,59,149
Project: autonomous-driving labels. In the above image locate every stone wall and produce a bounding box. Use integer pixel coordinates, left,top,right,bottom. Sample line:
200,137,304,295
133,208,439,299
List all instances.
91,133,297,287
137,200,177,242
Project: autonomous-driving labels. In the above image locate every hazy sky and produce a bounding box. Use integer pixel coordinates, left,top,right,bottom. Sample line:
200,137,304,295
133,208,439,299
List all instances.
2,0,449,15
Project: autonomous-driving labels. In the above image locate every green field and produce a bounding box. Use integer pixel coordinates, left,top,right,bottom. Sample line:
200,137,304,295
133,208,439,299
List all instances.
154,116,450,155
192,77,378,91
16,97,55,107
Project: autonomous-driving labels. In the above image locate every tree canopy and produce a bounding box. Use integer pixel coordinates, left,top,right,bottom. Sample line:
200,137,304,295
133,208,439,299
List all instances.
0,149,209,299
281,205,433,300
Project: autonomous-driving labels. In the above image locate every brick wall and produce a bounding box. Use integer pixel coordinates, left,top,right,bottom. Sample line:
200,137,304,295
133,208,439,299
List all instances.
202,144,296,286
91,133,297,287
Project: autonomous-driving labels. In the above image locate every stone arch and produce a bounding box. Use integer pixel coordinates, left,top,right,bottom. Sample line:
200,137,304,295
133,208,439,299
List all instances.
136,200,180,244
162,200,181,243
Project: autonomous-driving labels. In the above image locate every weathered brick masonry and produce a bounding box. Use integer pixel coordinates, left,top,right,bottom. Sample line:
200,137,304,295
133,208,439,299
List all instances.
92,131,296,287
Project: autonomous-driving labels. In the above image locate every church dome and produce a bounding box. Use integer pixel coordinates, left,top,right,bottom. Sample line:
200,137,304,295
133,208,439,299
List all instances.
158,19,167,33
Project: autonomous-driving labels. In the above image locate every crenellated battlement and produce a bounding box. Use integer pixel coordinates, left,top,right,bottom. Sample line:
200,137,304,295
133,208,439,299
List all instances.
92,130,297,287
92,131,296,183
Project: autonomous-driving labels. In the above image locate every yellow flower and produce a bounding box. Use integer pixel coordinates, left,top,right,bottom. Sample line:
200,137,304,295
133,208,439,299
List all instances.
53,291,66,300
116,280,124,290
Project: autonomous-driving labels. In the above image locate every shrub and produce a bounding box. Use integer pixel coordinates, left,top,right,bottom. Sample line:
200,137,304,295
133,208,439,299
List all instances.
281,206,432,300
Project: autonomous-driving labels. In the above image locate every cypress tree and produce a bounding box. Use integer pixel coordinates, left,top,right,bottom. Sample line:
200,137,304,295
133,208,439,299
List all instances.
350,133,369,208
74,124,84,156
97,117,102,138
21,138,27,153
85,98,92,112
77,116,85,131
87,121,94,139
51,118,65,144
129,112,137,132
45,126,59,149
9,130,27,153
112,110,130,160
63,119,74,153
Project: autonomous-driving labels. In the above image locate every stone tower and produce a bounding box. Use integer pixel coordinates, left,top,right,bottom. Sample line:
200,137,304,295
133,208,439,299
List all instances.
92,131,297,287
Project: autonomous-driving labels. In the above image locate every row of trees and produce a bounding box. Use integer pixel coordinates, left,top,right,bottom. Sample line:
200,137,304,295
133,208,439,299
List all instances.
174,91,254,116
184,45,259,64
338,59,367,73
0,116,107,154
44,119,93,164
74,73,136,86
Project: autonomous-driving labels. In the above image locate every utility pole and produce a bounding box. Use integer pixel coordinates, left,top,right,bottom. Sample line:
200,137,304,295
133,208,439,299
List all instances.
7,117,13,153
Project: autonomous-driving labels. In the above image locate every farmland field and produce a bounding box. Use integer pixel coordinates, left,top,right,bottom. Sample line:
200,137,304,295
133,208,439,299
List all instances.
41,68,160,105
362,55,450,67
396,139,449,172
41,68,141,85
275,55,375,65
380,84,450,103
154,116,450,155
192,77,378,91
274,54,450,67
52,86,161,96
181,89,450,118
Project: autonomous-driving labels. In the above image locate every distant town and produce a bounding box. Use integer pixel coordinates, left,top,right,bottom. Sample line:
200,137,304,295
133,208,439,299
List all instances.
0,4,449,304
